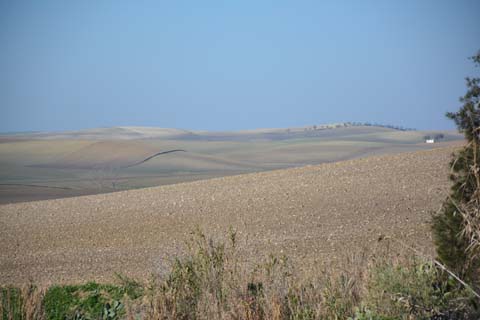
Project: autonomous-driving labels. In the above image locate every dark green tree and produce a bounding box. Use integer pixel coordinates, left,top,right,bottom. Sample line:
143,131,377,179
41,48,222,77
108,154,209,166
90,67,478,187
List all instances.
432,50,480,284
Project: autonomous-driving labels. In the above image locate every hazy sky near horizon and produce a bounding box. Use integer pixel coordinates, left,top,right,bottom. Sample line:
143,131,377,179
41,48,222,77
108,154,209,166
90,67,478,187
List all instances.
1,1,479,132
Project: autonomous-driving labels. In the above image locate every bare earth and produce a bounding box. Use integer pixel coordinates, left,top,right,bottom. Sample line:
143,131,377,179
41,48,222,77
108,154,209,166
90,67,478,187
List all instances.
0,145,460,285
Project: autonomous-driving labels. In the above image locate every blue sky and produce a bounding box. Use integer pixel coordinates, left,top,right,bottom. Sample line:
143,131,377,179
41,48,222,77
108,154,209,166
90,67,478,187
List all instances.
1,1,479,132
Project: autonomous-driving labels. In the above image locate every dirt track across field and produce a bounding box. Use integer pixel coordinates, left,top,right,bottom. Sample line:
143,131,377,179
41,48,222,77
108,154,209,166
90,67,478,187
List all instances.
0,145,460,284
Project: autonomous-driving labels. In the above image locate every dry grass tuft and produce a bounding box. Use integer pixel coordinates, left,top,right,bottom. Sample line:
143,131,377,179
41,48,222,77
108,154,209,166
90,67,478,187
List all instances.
0,284,45,320
1,230,477,319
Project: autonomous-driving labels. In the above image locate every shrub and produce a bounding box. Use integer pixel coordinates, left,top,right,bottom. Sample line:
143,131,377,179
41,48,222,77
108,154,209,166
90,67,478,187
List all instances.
432,50,480,283
139,228,240,319
322,273,359,319
43,282,137,320
365,260,477,319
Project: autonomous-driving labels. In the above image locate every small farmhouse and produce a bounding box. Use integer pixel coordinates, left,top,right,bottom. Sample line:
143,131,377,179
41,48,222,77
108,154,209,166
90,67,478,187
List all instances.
425,139,435,144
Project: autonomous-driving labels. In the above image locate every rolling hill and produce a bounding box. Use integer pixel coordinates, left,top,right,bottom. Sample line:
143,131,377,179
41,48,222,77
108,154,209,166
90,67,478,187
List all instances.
0,125,463,204
0,145,461,284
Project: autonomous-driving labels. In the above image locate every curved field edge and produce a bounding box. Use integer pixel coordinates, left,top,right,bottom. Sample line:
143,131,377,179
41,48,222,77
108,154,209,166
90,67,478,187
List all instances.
0,145,462,285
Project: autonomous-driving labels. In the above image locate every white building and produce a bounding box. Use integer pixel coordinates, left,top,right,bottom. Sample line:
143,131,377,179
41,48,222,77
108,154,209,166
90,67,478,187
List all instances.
425,139,435,144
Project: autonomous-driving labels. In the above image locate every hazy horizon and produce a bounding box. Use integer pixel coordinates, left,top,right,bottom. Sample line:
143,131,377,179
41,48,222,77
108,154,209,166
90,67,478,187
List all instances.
2,1,479,133
0,122,463,135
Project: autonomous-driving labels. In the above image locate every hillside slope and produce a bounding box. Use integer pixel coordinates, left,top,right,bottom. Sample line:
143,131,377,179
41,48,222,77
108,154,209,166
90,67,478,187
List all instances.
0,126,462,204
0,145,459,284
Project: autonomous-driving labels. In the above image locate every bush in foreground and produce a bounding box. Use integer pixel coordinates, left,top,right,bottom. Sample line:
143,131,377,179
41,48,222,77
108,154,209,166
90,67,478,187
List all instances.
365,259,477,319
432,50,480,284
1,230,478,320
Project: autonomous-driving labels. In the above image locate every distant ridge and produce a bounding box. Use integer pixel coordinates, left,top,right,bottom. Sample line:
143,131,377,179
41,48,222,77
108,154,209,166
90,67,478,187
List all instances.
0,121,417,137
0,122,419,141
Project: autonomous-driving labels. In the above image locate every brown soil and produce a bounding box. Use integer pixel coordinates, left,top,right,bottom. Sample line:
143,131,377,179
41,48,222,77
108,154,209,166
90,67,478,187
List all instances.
0,145,460,285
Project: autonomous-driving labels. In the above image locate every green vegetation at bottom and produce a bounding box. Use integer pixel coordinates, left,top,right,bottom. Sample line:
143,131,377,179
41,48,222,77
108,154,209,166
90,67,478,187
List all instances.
1,279,143,320
43,280,143,320
1,230,478,319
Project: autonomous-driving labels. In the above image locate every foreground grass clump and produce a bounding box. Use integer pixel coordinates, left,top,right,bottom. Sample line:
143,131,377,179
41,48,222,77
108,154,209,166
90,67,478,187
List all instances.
1,285,45,320
1,278,142,320
1,230,478,319
44,281,141,320
364,260,478,319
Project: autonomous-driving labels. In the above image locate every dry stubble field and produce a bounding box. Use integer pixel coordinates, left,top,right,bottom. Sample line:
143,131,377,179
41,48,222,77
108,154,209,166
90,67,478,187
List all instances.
0,144,461,285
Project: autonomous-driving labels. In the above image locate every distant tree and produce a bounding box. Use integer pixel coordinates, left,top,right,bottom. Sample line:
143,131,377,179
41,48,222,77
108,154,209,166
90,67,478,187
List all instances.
313,125,317,130
432,50,480,285
434,133,445,140
424,135,432,141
